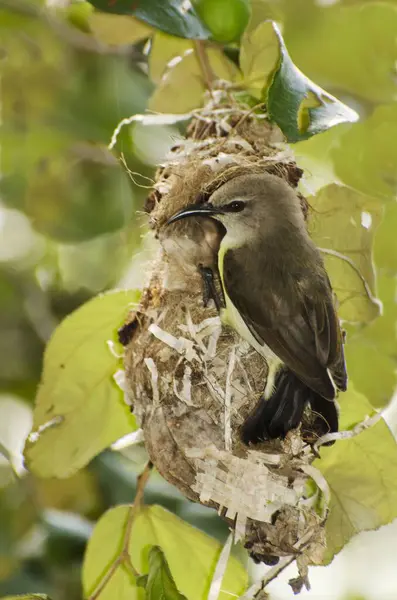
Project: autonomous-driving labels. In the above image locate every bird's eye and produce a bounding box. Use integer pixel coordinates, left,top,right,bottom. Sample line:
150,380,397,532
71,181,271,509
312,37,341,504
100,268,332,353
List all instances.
227,201,245,212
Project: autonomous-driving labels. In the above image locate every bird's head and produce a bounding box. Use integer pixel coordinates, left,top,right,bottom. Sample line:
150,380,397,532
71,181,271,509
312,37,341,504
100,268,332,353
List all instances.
166,173,304,242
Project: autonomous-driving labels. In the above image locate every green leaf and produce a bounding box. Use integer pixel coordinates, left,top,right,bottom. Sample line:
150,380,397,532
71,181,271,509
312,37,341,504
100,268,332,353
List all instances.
240,21,358,142
83,505,248,600
24,291,139,478
317,384,397,563
308,184,382,323
332,104,397,201
145,546,188,600
267,23,359,142
240,21,281,95
149,47,240,113
87,0,211,40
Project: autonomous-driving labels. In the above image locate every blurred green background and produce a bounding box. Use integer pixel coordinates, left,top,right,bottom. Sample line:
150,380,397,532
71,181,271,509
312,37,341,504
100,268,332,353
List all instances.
1,1,397,599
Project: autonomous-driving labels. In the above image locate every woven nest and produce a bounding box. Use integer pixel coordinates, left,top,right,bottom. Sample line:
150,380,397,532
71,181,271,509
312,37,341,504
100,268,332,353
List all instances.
122,91,327,581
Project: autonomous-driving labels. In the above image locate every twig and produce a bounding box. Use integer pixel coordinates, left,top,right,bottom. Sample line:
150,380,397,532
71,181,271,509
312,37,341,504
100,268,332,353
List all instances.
241,556,296,599
88,558,123,600
87,461,153,600
194,40,215,91
314,411,383,451
240,527,316,599
133,460,153,507
120,153,155,189
218,102,266,149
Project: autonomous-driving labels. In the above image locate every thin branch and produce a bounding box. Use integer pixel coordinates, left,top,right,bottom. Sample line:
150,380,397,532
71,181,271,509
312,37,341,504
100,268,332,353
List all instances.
88,557,122,600
218,102,266,149
194,40,216,91
87,461,153,600
121,460,153,572
315,411,383,450
240,528,316,599
241,556,296,599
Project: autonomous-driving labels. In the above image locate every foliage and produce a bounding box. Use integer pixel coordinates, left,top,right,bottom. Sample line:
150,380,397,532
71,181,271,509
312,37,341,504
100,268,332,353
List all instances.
317,384,397,563
83,505,247,600
24,291,139,478
240,21,358,141
1,0,397,599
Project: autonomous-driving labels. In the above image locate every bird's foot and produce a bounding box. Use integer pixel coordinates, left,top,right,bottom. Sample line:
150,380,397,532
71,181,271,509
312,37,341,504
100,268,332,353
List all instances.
198,264,225,312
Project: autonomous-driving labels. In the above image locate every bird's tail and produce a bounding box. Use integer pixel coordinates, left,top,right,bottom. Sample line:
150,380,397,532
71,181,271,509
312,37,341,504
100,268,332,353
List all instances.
240,368,338,444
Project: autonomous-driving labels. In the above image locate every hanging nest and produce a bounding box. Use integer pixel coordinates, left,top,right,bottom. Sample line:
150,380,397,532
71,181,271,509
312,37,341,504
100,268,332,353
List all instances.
122,90,327,580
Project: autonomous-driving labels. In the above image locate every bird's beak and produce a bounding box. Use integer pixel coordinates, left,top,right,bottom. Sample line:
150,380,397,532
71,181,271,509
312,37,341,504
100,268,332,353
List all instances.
166,203,223,225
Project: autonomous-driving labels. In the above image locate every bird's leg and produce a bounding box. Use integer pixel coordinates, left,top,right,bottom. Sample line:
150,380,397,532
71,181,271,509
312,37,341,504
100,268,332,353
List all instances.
198,264,225,312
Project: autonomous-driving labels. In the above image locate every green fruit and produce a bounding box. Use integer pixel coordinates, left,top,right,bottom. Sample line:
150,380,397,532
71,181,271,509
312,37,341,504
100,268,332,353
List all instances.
66,1,94,33
195,0,251,43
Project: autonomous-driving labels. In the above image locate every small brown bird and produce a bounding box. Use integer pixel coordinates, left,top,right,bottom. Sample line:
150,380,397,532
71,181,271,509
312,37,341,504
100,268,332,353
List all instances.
167,173,347,443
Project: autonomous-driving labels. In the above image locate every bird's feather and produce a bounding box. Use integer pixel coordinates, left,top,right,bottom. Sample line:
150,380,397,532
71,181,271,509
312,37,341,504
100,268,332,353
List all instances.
240,369,339,443
222,246,347,400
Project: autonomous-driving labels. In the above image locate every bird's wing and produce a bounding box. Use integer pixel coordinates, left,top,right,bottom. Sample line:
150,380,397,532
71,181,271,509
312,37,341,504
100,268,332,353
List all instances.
223,249,347,399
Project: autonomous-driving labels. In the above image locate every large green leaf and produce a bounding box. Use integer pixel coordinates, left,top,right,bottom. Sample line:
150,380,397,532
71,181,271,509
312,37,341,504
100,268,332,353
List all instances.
332,104,397,201
240,21,358,142
83,505,248,600
268,23,358,142
317,385,397,564
308,184,382,323
87,0,211,40
24,291,139,478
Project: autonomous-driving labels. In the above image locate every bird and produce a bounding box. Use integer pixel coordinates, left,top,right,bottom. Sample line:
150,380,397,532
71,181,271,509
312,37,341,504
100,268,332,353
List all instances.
166,173,347,444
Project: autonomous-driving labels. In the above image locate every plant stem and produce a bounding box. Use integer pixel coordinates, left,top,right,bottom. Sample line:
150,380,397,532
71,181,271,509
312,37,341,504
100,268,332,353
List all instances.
194,40,215,91
87,461,153,600
120,460,153,575
88,557,122,600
